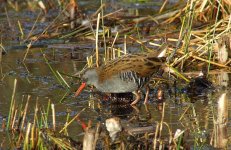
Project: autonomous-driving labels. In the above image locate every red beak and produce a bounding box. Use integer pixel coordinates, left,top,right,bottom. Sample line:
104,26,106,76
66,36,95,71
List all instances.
74,82,86,97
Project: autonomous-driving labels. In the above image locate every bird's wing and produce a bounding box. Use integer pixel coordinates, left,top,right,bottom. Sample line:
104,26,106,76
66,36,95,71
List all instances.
99,53,165,82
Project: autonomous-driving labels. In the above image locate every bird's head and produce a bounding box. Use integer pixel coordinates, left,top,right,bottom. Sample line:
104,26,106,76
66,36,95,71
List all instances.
74,68,99,97
82,68,98,85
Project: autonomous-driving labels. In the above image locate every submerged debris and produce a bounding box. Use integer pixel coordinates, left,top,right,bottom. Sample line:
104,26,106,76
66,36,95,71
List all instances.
105,117,122,141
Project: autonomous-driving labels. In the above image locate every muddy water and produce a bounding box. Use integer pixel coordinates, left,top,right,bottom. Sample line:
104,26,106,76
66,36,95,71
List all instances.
0,0,230,149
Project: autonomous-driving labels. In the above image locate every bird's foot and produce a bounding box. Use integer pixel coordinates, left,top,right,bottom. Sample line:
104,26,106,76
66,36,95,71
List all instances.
143,86,150,104
131,91,141,105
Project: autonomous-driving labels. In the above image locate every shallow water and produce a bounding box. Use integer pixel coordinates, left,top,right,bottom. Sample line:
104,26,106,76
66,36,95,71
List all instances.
0,0,230,149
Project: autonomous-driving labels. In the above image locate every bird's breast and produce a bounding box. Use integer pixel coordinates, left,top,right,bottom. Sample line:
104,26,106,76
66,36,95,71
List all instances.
96,75,139,93
95,70,151,93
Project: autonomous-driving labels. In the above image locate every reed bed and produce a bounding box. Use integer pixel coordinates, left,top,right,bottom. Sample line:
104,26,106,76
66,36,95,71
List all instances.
20,0,230,73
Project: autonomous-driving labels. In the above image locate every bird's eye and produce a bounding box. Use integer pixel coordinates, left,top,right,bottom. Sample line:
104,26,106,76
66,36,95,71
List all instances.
82,78,87,82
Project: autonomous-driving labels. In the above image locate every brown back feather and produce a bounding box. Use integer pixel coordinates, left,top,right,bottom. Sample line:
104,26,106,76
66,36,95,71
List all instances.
98,52,165,82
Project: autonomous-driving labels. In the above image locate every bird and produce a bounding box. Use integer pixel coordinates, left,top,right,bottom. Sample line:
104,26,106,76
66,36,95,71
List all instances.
75,52,166,105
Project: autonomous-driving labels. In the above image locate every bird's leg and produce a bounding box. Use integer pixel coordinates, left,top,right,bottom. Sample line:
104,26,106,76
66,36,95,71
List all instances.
144,85,150,104
131,90,141,105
